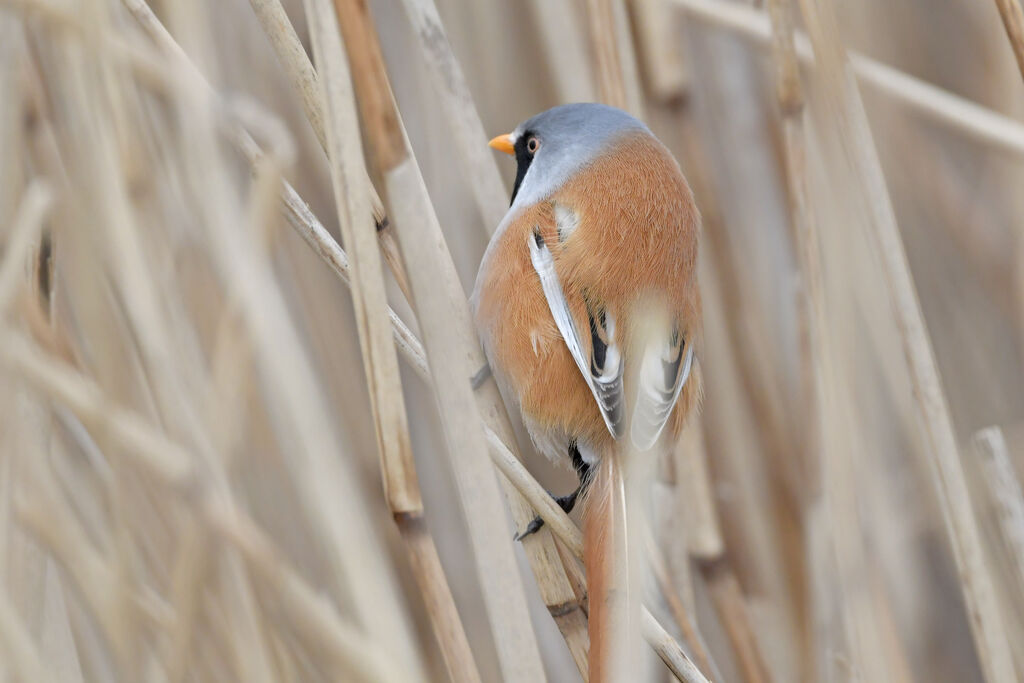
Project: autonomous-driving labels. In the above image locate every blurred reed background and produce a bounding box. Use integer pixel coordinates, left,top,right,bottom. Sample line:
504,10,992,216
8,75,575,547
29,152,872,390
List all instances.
1,0,1023,681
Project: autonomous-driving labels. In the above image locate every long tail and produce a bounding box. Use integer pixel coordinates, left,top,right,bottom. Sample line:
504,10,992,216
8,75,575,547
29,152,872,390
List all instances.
583,452,633,682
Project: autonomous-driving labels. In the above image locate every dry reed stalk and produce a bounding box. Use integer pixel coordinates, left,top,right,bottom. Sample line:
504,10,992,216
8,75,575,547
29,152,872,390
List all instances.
0,326,408,681
396,8,591,670
202,498,408,682
483,429,585,556
973,427,1024,604
254,112,696,681
642,608,711,683
277,181,430,380
796,1,1016,681
704,220,800,501
646,534,720,679
300,2,479,680
330,1,547,678
628,0,688,103
397,0,508,232
698,558,772,683
662,42,788,679
584,0,629,109
121,4,421,663
670,0,1024,157
610,0,647,120
525,0,596,103
581,0,646,118
674,425,724,561
383,166,549,681
56,3,722,677
3,3,425,680
242,0,412,300
992,0,1024,81
305,0,420,562
689,201,783,683
764,1,836,679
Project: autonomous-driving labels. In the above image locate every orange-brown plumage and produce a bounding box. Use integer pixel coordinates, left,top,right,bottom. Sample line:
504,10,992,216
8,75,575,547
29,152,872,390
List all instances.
475,132,702,460
475,104,702,681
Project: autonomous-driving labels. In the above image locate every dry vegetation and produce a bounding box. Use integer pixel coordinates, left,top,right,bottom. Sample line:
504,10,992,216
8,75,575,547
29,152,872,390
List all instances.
0,0,1023,681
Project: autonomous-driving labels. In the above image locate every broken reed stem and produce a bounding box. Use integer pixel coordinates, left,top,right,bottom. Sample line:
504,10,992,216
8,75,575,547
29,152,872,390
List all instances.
330,1,548,679
670,0,1024,157
0,327,406,682
301,2,478,681
973,427,1024,604
795,2,1016,682
992,0,1024,82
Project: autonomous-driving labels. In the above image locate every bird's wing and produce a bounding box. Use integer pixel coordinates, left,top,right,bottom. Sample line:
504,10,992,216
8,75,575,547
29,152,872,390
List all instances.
630,326,694,451
528,227,624,438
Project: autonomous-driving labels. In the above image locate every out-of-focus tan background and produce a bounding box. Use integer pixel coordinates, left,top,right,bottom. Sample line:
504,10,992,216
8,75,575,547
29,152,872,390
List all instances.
1,0,1023,681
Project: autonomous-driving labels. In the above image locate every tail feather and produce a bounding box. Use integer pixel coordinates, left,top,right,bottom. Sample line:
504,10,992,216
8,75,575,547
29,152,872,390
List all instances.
583,453,631,682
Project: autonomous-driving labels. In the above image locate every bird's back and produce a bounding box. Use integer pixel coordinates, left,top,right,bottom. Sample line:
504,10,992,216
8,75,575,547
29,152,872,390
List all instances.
473,131,702,463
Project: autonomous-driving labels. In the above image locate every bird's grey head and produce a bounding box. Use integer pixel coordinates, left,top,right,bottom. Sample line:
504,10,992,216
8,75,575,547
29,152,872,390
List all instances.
504,103,649,211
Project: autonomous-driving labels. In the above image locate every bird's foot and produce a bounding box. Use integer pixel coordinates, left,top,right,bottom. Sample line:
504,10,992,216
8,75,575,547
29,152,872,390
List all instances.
513,490,580,541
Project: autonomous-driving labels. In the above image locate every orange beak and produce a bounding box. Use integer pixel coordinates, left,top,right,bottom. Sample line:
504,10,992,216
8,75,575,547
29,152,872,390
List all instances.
488,133,515,155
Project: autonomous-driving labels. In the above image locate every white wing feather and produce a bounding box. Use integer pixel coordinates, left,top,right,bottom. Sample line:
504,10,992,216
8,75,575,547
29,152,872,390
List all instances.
529,229,624,437
529,227,693,448
630,339,693,451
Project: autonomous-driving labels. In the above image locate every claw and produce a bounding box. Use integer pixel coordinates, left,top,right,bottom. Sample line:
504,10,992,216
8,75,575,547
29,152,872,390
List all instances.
514,490,581,541
514,516,546,541
514,442,593,542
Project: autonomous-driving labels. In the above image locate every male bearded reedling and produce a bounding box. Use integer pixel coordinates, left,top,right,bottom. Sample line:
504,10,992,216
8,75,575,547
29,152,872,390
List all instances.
471,103,703,679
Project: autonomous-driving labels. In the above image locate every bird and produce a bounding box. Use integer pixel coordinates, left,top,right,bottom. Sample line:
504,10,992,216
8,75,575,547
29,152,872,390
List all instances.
471,102,703,680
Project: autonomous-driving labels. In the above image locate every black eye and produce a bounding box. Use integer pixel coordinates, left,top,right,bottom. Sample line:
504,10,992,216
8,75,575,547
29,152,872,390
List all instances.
527,137,540,154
